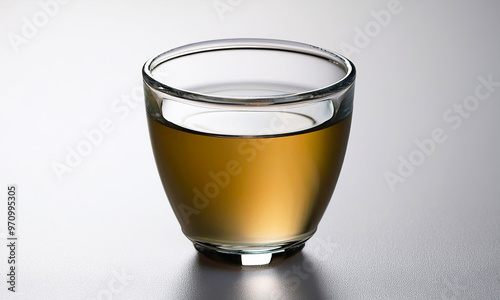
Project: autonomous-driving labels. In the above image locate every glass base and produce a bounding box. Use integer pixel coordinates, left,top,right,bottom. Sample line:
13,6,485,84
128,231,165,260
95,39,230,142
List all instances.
192,236,310,266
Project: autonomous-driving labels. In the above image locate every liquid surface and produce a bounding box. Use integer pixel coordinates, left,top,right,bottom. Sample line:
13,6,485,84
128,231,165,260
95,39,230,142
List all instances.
160,83,335,136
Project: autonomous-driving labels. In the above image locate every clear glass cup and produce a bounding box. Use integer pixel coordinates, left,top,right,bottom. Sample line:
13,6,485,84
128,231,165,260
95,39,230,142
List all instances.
142,39,355,265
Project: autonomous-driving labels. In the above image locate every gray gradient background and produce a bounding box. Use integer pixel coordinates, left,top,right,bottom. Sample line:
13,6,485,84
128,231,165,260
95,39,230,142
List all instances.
1,0,500,299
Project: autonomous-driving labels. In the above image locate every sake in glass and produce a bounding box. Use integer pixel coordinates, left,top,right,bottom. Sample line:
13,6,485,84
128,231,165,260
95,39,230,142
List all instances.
142,39,355,265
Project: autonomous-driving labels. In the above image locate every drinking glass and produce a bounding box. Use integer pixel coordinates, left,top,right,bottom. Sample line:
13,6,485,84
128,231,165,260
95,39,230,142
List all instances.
143,39,355,265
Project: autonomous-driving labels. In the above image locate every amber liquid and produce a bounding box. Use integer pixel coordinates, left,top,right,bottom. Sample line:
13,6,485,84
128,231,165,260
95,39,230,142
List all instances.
147,113,351,246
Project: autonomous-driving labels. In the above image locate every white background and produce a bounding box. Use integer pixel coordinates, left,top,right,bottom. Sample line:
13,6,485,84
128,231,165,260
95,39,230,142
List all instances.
1,0,500,299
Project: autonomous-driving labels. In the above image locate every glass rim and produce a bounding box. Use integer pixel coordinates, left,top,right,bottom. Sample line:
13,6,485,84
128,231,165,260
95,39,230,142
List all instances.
142,38,356,105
